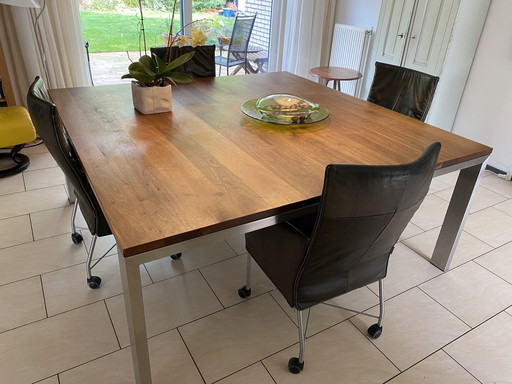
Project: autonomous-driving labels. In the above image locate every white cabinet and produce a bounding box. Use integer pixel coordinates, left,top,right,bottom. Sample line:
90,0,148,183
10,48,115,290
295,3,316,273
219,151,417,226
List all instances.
375,0,460,76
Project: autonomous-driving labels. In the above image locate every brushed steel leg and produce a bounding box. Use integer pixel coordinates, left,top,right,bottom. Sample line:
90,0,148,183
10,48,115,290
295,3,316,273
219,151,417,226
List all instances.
431,159,488,271
118,250,152,384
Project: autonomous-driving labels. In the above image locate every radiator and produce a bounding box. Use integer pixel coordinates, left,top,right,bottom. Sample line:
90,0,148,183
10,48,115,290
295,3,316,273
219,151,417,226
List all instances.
328,24,372,97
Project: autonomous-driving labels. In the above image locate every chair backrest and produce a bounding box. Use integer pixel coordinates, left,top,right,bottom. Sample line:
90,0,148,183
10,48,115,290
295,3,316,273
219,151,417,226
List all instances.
26,76,110,236
226,14,256,63
295,142,441,309
150,44,216,78
367,62,439,122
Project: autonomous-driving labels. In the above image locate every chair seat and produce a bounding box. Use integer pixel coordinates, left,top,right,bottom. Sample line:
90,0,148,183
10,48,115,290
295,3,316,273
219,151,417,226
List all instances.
0,106,36,147
214,55,245,68
0,106,36,177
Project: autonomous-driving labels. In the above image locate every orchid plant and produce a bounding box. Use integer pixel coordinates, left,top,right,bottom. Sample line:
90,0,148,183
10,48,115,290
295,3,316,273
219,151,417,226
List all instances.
122,0,209,87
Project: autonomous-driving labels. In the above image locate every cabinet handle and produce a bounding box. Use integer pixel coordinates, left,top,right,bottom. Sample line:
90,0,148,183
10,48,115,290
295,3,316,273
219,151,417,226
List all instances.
410,36,416,39
398,33,405,38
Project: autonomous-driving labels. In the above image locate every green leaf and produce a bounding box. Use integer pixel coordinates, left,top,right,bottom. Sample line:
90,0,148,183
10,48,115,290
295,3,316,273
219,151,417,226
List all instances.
161,71,194,83
165,51,195,72
138,55,158,76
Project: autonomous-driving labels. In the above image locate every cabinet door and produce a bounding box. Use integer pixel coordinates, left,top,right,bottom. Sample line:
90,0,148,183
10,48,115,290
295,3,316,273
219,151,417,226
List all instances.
374,0,416,66
403,0,460,75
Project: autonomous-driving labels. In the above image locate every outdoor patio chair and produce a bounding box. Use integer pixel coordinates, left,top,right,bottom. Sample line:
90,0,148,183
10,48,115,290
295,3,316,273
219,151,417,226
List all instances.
215,14,257,76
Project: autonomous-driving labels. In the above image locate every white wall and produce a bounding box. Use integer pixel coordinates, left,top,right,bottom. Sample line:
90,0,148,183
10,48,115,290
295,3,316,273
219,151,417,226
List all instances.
451,0,512,172
334,0,381,29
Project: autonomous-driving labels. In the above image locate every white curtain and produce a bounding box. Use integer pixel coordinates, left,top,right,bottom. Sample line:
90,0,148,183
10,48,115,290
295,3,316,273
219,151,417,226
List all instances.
0,0,90,106
269,0,336,79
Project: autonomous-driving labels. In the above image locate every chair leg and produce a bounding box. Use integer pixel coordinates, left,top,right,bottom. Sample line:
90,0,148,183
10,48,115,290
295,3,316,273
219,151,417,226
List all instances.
238,253,252,298
0,144,31,178
288,310,306,374
368,279,384,339
70,201,83,244
86,234,102,289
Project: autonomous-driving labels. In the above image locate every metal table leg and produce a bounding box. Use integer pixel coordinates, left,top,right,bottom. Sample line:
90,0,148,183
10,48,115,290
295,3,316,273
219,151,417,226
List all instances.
431,159,488,271
118,251,152,384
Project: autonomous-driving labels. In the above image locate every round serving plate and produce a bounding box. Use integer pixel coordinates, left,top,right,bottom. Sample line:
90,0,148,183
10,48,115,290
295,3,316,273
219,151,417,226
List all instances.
241,99,329,125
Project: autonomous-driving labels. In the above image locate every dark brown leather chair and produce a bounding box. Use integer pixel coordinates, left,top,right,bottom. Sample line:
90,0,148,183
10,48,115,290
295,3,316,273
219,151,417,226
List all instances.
367,62,439,121
150,44,216,78
238,142,441,373
27,76,112,289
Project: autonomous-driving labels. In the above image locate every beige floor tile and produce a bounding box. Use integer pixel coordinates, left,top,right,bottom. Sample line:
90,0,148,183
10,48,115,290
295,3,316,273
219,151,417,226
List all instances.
435,185,507,213
0,185,68,220
81,232,118,259
420,262,512,327
387,350,480,384
475,241,512,284
399,221,424,240
402,227,493,268
26,152,58,171
0,173,25,195
427,177,451,194
367,243,442,299
42,255,152,316
107,269,223,348
200,254,274,307
445,312,512,383
225,233,247,255
0,214,33,248
271,286,379,337
464,207,512,248
263,320,399,384
0,276,46,333
59,330,203,384
494,198,512,216
216,363,276,384
410,194,449,231
22,142,49,155
479,174,512,198
24,166,66,191
180,294,297,384
144,240,237,282
0,233,88,285
351,288,469,371
31,205,74,240
0,301,118,383
433,171,459,187
35,376,59,384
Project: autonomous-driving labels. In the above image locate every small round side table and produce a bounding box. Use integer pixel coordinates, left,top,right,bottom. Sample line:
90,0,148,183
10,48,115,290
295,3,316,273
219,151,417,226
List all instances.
309,66,363,91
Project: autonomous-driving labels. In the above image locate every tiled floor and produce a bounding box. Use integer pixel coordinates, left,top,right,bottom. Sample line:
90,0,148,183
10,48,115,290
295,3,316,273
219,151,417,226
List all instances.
1,143,512,384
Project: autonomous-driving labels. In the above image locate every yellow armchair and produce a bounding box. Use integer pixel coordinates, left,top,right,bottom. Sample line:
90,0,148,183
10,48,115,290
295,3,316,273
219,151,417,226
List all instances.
0,106,36,177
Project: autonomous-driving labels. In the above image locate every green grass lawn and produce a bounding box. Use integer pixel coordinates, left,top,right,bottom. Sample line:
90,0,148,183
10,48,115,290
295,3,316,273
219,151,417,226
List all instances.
80,11,175,52
80,11,234,53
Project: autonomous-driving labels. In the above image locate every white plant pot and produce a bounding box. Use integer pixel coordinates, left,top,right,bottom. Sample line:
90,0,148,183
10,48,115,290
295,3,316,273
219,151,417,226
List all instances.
131,81,172,114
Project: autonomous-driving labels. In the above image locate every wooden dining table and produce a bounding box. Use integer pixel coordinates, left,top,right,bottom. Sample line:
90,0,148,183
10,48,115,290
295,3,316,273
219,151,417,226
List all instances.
49,72,492,384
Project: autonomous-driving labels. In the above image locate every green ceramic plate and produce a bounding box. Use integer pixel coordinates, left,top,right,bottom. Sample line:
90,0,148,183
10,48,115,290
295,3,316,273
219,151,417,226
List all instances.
241,98,329,125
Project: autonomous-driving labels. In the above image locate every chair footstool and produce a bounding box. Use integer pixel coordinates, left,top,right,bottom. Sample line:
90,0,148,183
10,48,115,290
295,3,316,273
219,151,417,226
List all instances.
0,106,36,178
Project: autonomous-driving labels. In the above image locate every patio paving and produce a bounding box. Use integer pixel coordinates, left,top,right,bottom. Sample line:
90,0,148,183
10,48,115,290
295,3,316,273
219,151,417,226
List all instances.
88,50,246,86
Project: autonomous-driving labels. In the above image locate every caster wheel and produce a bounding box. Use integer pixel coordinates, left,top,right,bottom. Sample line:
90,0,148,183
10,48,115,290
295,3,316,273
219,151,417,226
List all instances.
238,286,251,298
87,276,102,289
170,253,182,260
368,324,382,339
288,357,304,374
71,232,83,244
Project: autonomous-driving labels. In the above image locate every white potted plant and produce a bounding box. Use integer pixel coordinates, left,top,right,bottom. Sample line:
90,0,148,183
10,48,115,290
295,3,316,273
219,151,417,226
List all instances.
121,0,208,114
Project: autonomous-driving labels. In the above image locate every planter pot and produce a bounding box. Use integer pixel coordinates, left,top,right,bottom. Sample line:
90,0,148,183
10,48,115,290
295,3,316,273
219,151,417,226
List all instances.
131,81,172,114
222,8,234,17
